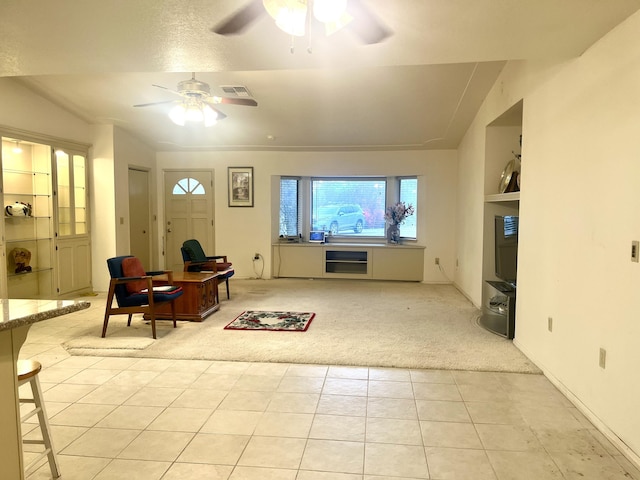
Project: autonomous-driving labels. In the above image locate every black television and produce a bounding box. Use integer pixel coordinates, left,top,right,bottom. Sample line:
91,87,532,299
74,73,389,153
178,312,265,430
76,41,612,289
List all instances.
494,215,519,285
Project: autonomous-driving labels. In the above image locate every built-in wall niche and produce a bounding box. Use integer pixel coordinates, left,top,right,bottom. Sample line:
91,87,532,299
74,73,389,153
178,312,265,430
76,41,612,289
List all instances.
2,138,55,298
480,100,523,338
484,100,523,199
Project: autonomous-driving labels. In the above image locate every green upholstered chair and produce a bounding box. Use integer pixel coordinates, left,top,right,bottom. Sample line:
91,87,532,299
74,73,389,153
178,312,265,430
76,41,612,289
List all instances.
181,239,234,301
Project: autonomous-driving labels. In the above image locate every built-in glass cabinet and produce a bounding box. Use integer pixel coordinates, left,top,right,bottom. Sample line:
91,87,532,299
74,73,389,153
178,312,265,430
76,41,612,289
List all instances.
1,133,91,298
2,139,54,298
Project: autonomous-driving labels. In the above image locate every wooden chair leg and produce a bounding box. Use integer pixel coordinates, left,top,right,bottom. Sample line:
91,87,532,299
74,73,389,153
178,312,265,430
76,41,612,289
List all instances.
171,300,177,329
127,314,133,326
149,311,157,339
226,278,230,299
101,312,110,338
102,284,117,338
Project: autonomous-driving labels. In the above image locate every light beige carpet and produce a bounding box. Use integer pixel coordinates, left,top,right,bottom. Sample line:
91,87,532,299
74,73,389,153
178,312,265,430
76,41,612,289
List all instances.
62,278,540,373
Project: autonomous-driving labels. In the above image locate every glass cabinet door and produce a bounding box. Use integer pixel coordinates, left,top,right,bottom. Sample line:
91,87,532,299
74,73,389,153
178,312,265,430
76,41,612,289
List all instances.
55,150,87,237
73,154,87,234
56,151,71,235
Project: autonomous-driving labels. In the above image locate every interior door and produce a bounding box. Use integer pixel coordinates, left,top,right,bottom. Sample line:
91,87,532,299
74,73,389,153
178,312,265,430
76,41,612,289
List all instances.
164,170,214,271
128,168,151,269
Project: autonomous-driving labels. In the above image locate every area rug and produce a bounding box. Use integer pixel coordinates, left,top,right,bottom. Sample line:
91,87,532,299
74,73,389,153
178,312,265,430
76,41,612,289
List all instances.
224,310,315,331
64,335,155,350
57,279,542,373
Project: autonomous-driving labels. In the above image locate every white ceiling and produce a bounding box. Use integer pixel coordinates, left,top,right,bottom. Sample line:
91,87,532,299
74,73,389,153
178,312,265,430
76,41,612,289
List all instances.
1,0,639,151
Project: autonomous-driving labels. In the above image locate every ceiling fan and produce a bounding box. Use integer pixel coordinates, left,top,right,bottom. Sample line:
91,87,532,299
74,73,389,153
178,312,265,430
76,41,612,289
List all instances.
133,74,258,126
212,0,392,47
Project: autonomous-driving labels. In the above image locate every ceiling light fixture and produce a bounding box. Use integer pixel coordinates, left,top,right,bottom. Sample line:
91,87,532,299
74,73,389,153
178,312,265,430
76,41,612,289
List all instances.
263,0,352,51
168,99,218,127
12,141,22,154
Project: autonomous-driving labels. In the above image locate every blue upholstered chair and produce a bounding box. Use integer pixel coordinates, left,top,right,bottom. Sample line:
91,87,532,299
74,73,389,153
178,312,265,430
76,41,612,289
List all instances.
181,239,234,301
102,255,184,339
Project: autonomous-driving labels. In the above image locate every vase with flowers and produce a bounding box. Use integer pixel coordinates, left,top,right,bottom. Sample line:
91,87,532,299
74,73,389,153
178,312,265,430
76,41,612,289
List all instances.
384,202,415,244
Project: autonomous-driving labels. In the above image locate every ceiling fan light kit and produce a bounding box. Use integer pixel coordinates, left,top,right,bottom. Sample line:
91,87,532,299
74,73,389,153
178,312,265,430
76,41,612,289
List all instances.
263,0,351,37
169,102,218,127
313,0,347,23
212,0,391,47
263,0,353,37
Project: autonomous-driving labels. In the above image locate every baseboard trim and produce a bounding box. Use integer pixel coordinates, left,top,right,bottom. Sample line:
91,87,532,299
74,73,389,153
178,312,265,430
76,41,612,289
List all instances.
513,339,640,473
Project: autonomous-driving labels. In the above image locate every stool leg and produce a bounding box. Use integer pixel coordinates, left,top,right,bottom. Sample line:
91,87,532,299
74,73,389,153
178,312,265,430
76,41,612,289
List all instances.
27,375,60,478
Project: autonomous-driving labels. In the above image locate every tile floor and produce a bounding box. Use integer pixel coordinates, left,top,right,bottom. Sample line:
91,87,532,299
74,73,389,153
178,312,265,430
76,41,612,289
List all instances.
18,314,640,480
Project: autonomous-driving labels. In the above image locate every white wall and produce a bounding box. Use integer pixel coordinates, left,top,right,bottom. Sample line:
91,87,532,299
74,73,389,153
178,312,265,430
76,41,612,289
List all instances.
0,78,91,142
90,127,157,290
156,150,458,282
456,11,640,462
113,128,157,263
89,125,116,292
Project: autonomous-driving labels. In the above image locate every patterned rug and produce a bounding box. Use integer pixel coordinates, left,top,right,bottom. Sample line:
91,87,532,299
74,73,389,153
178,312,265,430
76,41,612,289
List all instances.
224,310,315,331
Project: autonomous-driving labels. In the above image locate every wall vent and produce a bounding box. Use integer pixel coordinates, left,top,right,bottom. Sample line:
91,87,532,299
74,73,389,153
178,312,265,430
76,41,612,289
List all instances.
220,85,252,97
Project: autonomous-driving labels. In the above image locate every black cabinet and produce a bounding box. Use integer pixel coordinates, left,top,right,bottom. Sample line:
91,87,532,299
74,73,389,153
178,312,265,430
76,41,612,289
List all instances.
480,281,516,339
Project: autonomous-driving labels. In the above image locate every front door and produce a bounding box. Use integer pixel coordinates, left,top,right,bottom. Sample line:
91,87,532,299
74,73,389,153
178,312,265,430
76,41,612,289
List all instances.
164,170,214,271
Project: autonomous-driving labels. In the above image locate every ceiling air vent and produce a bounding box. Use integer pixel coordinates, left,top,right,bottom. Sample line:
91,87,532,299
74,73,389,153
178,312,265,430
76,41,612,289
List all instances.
220,85,252,97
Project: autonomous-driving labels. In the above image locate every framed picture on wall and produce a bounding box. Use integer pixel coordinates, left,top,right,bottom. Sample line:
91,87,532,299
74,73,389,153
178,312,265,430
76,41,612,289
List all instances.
228,167,253,207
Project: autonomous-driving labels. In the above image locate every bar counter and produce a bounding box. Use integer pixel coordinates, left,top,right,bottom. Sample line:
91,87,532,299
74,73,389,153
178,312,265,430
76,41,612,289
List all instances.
0,299,90,480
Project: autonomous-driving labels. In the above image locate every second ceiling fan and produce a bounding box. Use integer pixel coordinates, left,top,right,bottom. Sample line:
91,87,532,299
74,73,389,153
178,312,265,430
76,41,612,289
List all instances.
134,74,258,126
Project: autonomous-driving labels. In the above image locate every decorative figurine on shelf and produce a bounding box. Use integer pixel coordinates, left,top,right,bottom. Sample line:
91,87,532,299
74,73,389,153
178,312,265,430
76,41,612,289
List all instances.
498,152,522,194
9,247,32,274
384,202,415,244
5,201,32,217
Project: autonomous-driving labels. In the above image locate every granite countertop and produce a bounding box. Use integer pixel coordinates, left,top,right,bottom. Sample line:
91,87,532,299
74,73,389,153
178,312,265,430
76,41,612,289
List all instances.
0,299,91,332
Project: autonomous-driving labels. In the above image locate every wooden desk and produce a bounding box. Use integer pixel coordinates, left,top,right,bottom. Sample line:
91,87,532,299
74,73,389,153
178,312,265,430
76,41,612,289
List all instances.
0,299,90,480
150,271,220,322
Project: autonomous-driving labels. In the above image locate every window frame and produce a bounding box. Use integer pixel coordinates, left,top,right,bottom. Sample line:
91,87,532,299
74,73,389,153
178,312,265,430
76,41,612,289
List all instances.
279,176,302,237
398,176,418,240
311,176,387,240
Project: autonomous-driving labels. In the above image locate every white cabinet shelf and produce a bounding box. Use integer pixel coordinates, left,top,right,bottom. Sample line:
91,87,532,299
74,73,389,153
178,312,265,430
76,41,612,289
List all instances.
484,192,520,203
272,243,425,281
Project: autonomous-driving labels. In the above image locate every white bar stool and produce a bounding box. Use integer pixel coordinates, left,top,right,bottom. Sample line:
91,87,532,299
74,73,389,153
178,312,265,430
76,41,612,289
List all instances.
18,359,60,479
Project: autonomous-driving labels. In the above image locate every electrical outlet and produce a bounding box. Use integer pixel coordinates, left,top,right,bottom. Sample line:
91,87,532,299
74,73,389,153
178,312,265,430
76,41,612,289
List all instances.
632,241,639,262
435,257,440,265
548,317,553,332
599,348,606,369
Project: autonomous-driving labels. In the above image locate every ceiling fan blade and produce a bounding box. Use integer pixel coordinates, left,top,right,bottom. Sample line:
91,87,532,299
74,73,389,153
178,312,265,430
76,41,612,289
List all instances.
212,0,265,35
215,97,258,107
133,100,177,108
347,0,393,44
152,84,183,96
203,102,228,121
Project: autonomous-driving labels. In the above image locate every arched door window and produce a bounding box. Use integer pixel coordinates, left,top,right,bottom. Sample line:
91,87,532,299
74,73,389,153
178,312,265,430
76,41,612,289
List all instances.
172,177,206,195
